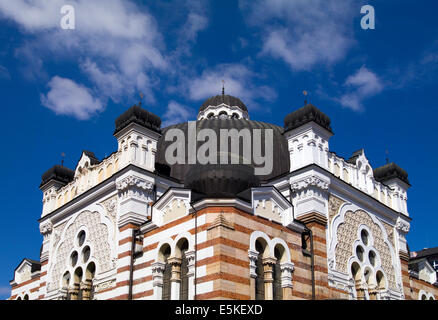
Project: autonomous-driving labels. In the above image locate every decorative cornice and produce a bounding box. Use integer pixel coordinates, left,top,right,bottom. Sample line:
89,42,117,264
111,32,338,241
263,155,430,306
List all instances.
291,175,329,192
116,175,153,192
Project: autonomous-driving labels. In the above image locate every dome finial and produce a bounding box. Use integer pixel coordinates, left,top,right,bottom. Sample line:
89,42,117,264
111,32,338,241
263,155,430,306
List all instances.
139,92,144,106
303,90,308,105
222,79,225,96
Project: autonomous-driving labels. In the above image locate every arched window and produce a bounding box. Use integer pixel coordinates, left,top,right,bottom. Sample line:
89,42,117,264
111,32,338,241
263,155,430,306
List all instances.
85,262,96,300
161,245,171,300
218,111,228,120
351,262,363,299
23,294,29,300
255,239,266,300
273,246,283,300
62,271,71,300
178,239,189,300
74,267,83,300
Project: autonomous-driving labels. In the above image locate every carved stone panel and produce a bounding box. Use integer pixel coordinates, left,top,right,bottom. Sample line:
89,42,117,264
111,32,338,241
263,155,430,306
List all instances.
335,209,397,290
328,194,345,223
47,210,113,292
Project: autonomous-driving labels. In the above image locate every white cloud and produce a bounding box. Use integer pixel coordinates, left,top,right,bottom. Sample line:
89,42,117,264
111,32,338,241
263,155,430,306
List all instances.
40,76,104,120
185,63,277,110
162,101,196,127
338,66,383,111
0,0,169,116
240,0,354,71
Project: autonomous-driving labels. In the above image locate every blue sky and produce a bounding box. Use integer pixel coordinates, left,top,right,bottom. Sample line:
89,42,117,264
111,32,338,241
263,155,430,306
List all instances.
0,0,437,299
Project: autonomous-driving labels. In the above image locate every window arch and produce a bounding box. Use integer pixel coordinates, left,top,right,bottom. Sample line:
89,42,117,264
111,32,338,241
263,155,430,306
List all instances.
273,246,284,300
160,244,171,300
255,239,267,300
62,229,97,300
249,231,294,300
177,238,189,300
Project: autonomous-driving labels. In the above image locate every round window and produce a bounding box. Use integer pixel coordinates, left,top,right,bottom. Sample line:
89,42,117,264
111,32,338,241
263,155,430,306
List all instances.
77,230,86,247
82,246,91,263
356,246,364,262
70,251,78,267
369,251,376,266
361,229,369,246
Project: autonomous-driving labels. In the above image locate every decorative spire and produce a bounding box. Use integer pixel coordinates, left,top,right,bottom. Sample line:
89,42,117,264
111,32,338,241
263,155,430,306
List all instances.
61,152,66,167
303,90,308,105
222,79,225,96
139,92,144,106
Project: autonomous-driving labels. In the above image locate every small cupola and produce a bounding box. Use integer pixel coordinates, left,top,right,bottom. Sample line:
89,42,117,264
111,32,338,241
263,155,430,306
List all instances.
197,88,249,120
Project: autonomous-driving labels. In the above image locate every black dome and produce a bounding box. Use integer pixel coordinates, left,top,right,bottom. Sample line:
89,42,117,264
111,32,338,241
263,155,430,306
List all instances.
374,162,410,186
155,118,289,182
114,104,161,135
284,103,332,133
40,165,74,188
199,94,248,113
185,164,259,198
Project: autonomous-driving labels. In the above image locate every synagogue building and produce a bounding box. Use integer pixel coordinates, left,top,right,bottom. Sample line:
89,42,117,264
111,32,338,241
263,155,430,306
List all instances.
9,93,438,300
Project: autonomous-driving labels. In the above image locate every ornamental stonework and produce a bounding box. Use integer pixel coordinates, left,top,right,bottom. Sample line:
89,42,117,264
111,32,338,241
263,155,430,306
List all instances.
381,220,395,248
47,210,113,292
328,194,345,223
102,196,117,220
335,209,397,290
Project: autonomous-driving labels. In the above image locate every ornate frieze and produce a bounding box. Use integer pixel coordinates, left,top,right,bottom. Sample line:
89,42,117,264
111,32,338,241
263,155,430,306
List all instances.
291,175,329,192
290,174,330,218
116,175,153,193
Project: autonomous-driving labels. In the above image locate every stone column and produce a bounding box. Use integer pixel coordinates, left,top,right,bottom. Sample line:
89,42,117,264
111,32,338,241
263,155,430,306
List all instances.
168,257,182,300
355,283,367,300
151,261,166,299
185,251,196,300
262,258,276,300
80,281,92,300
69,284,80,300
248,250,259,300
280,262,295,300
368,285,378,300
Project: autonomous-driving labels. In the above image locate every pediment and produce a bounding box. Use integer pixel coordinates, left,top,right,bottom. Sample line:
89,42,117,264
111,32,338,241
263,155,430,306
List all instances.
252,187,293,226
153,188,191,226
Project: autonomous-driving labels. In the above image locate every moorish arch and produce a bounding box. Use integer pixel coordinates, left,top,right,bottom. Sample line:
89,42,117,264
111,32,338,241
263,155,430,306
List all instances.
152,232,195,300
248,231,294,300
47,203,115,296
328,202,402,299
